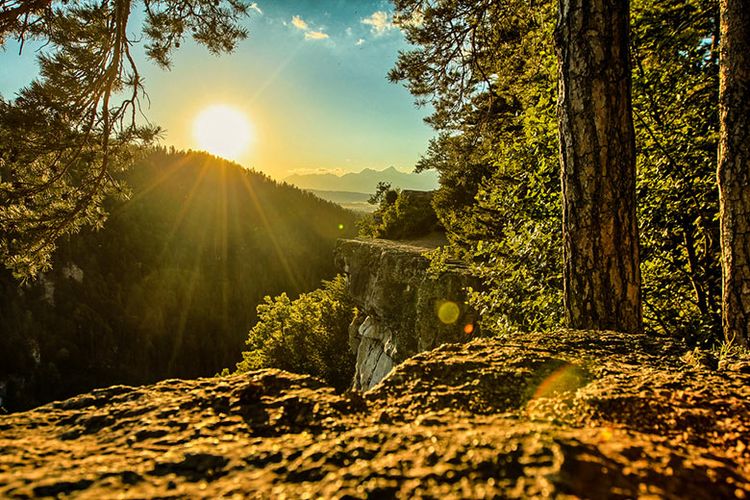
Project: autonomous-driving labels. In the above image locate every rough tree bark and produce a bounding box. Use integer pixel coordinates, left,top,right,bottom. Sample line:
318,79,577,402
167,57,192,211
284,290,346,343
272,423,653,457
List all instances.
719,0,750,346
555,0,642,333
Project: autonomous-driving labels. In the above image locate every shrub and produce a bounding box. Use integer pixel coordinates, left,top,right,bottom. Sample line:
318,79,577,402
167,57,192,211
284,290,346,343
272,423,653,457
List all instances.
235,275,356,391
361,188,441,240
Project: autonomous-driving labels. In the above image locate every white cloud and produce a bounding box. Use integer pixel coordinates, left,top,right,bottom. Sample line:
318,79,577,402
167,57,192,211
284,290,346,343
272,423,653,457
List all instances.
305,30,330,40
249,3,262,15
290,15,330,41
291,15,308,31
345,27,353,36
361,11,393,35
355,38,365,46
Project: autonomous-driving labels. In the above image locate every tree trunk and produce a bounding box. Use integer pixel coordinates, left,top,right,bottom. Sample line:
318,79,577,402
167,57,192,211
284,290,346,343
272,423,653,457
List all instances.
555,0,642,333
719,0,750,346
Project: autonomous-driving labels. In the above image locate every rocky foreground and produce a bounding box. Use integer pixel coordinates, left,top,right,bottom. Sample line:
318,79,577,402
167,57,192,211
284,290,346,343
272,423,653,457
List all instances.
1,330,749,499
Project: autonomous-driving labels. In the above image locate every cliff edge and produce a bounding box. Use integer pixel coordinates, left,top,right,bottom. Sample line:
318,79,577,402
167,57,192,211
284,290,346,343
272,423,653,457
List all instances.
335,238,477,390
1,329,749,498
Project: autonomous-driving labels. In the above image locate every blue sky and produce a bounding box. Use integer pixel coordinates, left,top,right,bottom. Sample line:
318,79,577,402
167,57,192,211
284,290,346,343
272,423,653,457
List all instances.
0,0,434,180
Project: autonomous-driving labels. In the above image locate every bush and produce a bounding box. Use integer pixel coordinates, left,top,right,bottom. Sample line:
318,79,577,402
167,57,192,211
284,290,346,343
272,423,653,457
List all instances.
361,188,441,240
234,275,356,391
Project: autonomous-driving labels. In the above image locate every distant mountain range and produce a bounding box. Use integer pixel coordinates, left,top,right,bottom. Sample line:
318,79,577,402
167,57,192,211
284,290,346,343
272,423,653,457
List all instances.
284,167,440,194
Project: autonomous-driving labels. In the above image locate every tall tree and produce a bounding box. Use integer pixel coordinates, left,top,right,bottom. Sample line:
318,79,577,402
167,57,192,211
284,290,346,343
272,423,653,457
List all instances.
718,0,750,346
555,0,642,332
0,0,251,279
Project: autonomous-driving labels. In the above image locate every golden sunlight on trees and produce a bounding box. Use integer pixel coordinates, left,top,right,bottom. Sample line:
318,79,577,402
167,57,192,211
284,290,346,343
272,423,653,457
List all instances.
0,0,252,279
718,0,750,346
555,0,642,333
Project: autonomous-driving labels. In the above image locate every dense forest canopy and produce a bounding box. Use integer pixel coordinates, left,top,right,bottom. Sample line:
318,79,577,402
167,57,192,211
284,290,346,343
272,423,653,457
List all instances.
0,149,356,410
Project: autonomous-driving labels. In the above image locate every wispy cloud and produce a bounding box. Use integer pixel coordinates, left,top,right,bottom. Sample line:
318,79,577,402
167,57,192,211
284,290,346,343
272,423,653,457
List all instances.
361,11,394,36
305,31,330,40
249,3,262,15
291,15,330,42
291,15,308,31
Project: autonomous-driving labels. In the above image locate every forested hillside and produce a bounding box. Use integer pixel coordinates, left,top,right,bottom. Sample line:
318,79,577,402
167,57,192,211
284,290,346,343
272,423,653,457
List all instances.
0,149,356,411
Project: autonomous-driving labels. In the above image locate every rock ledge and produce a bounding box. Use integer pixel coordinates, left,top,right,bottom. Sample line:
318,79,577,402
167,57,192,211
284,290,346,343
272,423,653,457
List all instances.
1,330,749,498
335,238,477,390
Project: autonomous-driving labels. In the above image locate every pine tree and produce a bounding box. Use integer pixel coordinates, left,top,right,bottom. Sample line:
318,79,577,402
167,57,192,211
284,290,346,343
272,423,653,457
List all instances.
0,0,250,279
718,0,750,346
555,0,642,332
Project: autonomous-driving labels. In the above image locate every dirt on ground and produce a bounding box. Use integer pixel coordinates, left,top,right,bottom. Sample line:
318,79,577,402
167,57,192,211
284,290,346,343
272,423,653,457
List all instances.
1,329,749,499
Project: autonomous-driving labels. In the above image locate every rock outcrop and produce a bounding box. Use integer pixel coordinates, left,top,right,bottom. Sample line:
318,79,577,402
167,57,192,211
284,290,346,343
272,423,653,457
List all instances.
335,238,477,390
2,329,749,498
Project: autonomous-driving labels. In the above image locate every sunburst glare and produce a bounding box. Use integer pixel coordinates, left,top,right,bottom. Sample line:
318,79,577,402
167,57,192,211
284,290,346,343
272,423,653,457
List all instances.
193,105,254,161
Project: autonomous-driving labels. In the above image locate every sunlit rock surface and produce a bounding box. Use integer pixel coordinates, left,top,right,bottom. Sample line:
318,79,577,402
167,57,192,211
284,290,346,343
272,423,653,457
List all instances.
335,238,477,390
1,329,749,498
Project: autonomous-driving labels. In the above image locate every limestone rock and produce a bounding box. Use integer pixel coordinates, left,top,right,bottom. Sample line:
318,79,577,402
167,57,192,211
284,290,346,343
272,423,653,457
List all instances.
1,330,749,498
336,238,477,390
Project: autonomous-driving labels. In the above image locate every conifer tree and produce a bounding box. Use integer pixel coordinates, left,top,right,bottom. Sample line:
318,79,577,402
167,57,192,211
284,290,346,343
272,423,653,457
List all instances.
555,0,642,332
718,0,750,346
0,0,251,279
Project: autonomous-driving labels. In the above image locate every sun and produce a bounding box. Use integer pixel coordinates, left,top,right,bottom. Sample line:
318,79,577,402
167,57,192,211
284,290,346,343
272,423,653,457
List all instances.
192,105,253,161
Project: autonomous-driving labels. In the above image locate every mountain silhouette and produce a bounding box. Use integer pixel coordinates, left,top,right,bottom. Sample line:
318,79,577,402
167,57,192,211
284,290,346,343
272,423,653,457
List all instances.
284,167,439,194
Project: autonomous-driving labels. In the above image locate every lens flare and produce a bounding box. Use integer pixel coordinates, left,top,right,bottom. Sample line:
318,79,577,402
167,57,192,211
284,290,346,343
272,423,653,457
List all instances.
531,364,586,400
437,300,460,324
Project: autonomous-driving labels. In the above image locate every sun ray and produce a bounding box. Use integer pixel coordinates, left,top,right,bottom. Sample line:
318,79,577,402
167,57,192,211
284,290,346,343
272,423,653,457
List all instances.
219,162,230,334
237,172,304,293
245,42,304,106
157,157,213,263
109,153,193,219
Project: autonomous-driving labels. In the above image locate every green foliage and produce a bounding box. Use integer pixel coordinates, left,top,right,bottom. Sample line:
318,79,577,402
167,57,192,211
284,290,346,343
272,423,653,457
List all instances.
367,182,397,206
380,192,439,240
392,0,722,344
714,336,749,364
0,149,357,410
632,0,721,344
360,185,441,240
235,275,356,392
393,0,562,334
0,1,251,279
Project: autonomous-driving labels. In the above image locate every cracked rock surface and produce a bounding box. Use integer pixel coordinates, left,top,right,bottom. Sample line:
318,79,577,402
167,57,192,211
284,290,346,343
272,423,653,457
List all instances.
1,330,749,498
